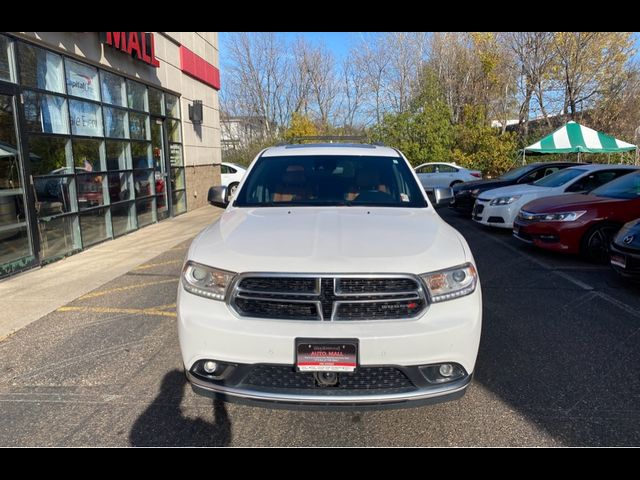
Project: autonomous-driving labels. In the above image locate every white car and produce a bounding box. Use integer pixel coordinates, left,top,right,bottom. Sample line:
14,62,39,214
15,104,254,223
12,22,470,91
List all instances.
415,162,481,191
220,162,247,203
179,144,482,409
472,164,639,229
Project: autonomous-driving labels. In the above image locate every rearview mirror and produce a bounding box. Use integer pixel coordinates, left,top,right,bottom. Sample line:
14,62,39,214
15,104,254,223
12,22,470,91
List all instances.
433,187,454,206
208,185,228,208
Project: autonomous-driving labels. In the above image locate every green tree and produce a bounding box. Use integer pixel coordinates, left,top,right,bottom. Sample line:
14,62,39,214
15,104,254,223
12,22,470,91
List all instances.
369,69,455,167
451,105,519,177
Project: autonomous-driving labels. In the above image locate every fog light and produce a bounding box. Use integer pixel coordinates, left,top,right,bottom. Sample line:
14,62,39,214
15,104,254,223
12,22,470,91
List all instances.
203,361,218,374
439,363,454,377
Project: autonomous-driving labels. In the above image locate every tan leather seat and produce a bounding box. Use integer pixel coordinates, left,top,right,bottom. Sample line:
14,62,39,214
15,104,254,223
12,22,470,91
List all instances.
346,170,388,201
272,165,310,202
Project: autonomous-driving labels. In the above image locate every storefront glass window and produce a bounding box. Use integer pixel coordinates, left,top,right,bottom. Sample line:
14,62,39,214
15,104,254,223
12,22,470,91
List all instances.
108,172,133,203
171,167,185,190
166,119,181,143
34,175,75,217
149,88,164,116
134,170,155,198
111,201,136,237
165,93,180,118
38,215,81,260
69,100,103,137
129,112,149,141
104,107,128,139
27,136,72,176
131,141,152,169
76,173,106,210
79,207,109,247
65,58,100,101
7,39,187,274
172,189,186,214
127,80,148,112
18,43,64,93
101,71,127,107
106,141,131,170
136,197,155,227
23,91,69,135
72,139,103,172
0,35,14,82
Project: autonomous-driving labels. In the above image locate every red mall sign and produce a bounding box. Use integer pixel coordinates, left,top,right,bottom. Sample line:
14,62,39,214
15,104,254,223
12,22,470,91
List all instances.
100,32,160,68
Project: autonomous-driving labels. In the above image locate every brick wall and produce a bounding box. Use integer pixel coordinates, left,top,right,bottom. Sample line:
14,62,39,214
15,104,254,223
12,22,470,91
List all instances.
184,164,221,210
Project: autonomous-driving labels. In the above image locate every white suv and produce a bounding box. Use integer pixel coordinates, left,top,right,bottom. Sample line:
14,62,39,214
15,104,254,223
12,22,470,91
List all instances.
178,144,482,408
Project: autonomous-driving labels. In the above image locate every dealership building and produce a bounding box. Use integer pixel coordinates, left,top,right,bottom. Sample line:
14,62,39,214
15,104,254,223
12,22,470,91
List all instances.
0,32,222,278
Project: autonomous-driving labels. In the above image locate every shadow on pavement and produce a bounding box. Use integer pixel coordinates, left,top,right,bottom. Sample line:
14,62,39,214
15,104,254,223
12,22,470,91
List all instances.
129,370,231,447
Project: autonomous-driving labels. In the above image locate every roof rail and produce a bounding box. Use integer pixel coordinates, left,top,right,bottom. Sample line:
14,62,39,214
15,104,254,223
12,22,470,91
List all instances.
286,135,368,144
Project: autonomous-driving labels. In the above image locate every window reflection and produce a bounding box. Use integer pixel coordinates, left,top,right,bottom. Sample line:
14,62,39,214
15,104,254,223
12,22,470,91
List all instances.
76,173,105,210
23,91,69,134
18,43,64,93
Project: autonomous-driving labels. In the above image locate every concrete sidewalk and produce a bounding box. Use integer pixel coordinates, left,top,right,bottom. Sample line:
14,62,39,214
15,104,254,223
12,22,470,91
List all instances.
0,206,223,340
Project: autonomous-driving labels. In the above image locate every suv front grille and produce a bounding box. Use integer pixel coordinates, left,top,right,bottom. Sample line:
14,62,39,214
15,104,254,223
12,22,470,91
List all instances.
230,274,427,321
243,365,415,391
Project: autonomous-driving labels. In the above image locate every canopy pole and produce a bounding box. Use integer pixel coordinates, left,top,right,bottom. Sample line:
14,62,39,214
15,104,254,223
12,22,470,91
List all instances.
578,151,581,163
522,149,526,166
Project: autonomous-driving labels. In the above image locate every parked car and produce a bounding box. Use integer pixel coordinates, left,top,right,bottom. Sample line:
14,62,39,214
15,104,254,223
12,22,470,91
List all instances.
513,171,640,262
451,162,581,215
220,162,247,203
414,162,481,192
610,218,640,280
473,164,638,229
179,144,482,409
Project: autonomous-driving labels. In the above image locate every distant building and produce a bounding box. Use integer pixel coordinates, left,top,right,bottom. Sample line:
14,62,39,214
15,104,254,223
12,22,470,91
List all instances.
221,115,270,150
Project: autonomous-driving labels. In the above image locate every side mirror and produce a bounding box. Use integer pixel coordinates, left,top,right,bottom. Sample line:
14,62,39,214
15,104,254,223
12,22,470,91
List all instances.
208,185,228,208
433,187,454,206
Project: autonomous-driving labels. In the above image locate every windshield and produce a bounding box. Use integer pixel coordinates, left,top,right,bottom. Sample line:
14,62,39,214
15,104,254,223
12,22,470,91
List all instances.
233,154,428,208
533,168,586,187
499,164,536,181
590,172,640,199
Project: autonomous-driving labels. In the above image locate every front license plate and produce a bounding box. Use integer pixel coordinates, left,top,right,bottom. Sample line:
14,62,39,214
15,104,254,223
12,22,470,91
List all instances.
611,253,627,269
296,339,358,372
513,225,520,235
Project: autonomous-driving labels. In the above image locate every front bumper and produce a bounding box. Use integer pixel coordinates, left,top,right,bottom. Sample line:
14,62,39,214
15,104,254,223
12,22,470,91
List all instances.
610,243,640,279
186,364,472,409
472,200,519,228
450,192,475,214
512,219,585,254
178,284,482,407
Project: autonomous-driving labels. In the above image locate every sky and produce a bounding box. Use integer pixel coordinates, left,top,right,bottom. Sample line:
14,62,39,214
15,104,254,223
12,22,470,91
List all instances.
220,31,640,65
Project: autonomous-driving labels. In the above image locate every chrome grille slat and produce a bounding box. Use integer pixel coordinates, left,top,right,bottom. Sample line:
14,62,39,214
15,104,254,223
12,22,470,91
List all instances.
229,274,428,321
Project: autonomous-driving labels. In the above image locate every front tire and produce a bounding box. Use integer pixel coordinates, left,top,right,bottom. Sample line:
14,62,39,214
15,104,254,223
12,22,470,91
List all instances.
580,223,620,263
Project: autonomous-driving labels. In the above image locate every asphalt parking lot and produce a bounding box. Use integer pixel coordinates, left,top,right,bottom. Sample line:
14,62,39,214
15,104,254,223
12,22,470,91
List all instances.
0,206,639,447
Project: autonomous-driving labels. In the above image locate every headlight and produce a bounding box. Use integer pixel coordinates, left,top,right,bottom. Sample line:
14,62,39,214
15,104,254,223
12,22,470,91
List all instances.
182,261,236,300
420,263,478,303
534,211,587,222
490,195,521,206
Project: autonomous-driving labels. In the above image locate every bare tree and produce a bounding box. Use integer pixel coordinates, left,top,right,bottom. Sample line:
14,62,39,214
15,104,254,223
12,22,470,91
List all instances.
504,32,557,135
553,32,634,118
222,32,291,137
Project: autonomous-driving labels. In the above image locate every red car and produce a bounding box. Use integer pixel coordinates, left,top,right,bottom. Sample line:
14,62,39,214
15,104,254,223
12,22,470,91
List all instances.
513,171,640,262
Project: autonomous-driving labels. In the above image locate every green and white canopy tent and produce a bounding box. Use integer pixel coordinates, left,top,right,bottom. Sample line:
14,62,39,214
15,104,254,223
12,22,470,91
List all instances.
522,121,637,164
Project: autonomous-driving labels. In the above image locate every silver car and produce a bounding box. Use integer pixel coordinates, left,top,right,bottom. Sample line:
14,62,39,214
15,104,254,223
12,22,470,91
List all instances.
415,162,482,191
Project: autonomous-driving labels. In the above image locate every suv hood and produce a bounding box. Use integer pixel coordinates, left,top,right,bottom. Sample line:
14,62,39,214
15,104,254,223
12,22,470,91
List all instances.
188,207,468,274
454,178,512,192
478,184,552,200
522,193,628,213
